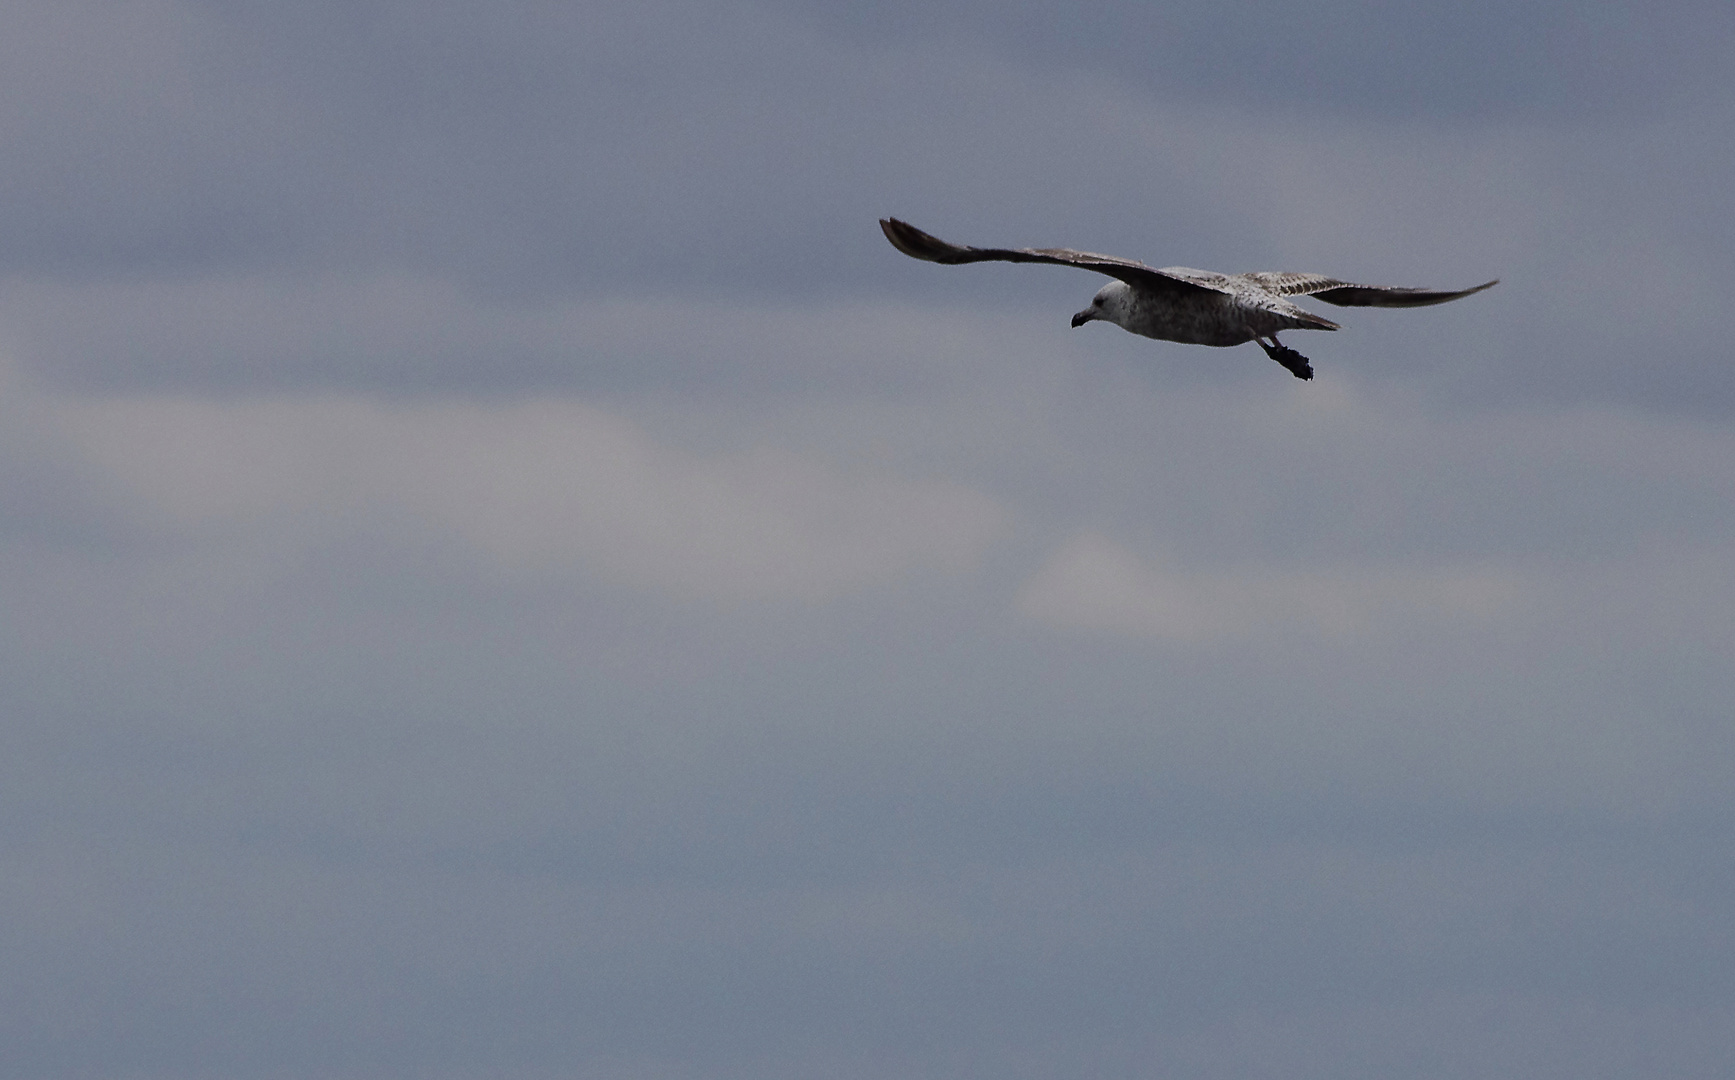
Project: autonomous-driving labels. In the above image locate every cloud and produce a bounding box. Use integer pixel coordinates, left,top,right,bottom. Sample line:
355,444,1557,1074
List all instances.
52,386,1005,603
1,3,1733,1076
776,0,1735,122
1017,531,1519,641
0,274,1045,397
0,1,1730,412
6,348,1735,1078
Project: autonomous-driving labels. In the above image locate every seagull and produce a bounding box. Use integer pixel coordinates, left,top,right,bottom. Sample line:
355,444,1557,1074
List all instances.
879,218,1496,380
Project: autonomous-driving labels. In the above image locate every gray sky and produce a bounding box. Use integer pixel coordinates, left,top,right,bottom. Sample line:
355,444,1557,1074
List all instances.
2,2,1733,1077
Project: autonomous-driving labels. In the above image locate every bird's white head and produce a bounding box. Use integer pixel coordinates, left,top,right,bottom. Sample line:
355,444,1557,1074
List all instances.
1071,281,1131,329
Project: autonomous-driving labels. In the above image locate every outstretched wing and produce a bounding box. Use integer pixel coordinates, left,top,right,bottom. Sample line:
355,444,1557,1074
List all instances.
1238,271,1498,308
880,218,1227,297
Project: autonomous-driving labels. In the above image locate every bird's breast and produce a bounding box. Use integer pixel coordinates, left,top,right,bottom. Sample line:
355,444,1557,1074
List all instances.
1121,292,1255,347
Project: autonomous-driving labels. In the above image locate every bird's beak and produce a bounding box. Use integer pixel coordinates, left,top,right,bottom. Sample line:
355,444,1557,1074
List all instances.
1070,309,1095,328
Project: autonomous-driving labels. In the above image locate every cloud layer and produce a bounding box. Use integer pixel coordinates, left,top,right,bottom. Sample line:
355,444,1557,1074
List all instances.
2,1,1734,1077
60,388,1003,601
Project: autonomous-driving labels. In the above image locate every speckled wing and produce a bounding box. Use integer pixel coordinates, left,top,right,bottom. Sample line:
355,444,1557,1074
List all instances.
1238,272,1498,308
880,218,1228,297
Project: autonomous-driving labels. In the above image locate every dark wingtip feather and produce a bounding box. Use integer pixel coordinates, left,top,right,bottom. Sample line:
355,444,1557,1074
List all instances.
879,218,972,263
1315,278,1501,308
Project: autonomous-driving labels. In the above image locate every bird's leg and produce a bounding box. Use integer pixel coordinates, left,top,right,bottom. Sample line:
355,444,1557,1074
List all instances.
1256,335,1314,381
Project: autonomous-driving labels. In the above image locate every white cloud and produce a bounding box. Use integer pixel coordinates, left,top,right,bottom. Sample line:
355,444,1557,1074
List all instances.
1017,531,1519,641
0,273,1035,397
52,389,1005,603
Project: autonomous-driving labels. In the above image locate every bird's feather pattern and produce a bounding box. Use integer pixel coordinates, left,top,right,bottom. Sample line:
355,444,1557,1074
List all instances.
878,217,1495,380
880,218,1225,297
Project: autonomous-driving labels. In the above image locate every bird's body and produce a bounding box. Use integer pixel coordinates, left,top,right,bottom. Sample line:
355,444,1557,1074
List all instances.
1090,277,1341,347
879,218,1496,380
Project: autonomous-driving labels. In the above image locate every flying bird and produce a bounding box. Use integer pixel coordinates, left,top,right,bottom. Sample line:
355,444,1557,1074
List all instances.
879,218,1495,380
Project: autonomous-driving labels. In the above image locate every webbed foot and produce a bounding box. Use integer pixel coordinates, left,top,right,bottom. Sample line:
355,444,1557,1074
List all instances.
1257,339,1314,380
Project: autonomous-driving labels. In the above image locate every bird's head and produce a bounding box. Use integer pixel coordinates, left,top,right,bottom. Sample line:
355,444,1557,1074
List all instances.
1072,281,1129,328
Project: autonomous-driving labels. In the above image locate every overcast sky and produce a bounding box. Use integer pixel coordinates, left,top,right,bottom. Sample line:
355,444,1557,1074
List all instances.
3,2,1734,1077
